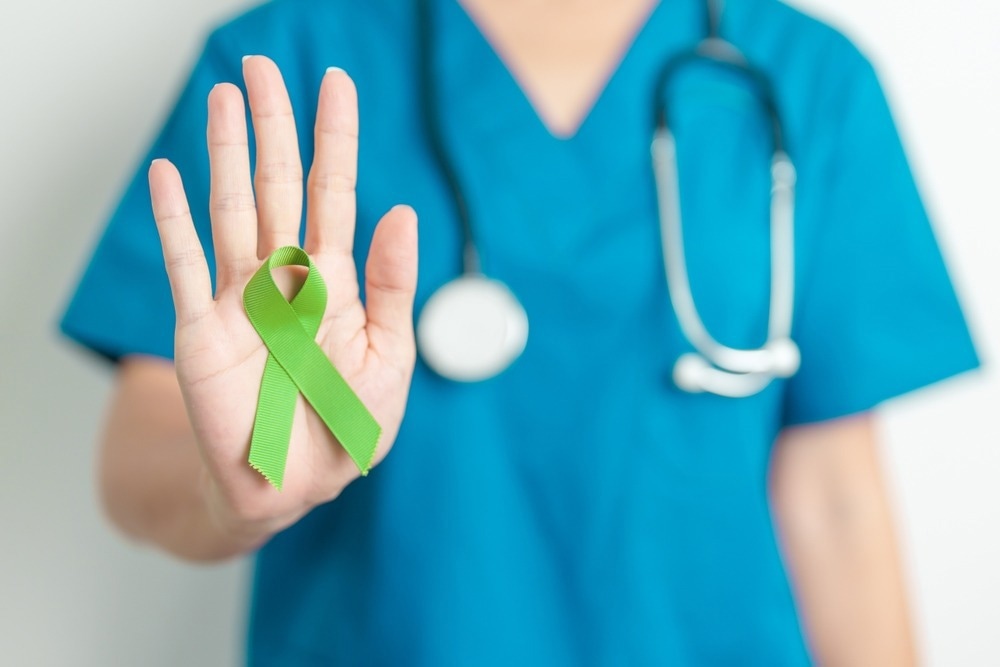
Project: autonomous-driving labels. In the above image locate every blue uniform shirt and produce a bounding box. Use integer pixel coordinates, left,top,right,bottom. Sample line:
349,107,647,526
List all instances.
61,0,980,663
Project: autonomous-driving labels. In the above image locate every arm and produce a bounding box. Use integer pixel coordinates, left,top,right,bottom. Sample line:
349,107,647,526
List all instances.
99,356,270,562
769,413,918,666
97,59,418,562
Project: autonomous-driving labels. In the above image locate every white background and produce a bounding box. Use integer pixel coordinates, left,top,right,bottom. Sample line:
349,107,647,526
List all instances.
0,0,996,664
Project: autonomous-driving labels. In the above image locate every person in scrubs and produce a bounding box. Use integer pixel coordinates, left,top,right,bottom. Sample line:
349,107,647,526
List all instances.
61,0,979,664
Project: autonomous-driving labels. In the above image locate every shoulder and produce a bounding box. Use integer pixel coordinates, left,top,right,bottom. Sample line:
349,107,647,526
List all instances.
728,1,891,152
732,0,872,72
209,0,398,37
201,0,411,68
728,0,882,107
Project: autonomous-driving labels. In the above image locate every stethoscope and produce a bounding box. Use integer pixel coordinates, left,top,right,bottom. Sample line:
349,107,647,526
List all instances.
414,0,801,397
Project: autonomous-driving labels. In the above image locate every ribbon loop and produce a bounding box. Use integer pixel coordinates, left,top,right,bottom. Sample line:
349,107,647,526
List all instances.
243,246,381,489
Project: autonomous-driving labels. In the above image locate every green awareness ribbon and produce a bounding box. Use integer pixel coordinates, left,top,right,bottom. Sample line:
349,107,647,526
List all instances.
243,246,381,490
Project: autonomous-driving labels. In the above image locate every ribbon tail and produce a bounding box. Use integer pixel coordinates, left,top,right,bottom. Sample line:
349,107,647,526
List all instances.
247,353,299,490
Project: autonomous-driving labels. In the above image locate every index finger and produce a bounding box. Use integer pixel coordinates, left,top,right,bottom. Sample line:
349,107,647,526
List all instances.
149,159,213,324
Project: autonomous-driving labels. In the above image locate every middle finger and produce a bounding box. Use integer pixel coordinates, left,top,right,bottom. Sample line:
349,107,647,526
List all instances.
244,56,304,257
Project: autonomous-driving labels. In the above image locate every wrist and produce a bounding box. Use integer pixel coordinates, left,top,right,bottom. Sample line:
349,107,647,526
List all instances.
197,467,283,555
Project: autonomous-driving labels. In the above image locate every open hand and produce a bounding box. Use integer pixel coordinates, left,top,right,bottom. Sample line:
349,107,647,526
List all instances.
148,57,417,542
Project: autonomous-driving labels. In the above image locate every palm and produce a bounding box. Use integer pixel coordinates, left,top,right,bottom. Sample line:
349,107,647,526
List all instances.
149,58,418,533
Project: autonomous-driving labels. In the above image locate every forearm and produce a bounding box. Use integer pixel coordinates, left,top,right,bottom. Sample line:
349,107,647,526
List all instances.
770,414,918,666
99,357,274,561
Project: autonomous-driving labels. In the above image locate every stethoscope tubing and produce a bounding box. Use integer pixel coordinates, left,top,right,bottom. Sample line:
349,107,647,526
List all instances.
415,0,801,394
416,0,482,275
651,130,797,373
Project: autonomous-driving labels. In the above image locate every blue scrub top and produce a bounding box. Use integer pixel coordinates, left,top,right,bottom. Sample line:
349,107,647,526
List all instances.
61,0,979,664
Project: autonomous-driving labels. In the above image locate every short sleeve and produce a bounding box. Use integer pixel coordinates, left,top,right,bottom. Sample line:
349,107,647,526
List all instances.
59,32,237,362
782,54,980,425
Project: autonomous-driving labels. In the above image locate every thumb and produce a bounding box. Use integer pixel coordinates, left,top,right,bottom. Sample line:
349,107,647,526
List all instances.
364,205,419,367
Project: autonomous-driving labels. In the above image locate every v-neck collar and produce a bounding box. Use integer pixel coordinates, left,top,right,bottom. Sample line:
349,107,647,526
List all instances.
422,0,702,274
451,0,663,141
432,0,704,150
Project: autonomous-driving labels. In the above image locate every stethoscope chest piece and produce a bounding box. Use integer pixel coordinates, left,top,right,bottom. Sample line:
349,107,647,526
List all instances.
417,275,529,382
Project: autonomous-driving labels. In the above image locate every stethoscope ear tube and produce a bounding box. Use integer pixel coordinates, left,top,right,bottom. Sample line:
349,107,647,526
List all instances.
651,54,801,396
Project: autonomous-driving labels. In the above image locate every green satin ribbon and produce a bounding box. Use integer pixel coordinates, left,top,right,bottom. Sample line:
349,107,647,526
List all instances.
243,246,381,490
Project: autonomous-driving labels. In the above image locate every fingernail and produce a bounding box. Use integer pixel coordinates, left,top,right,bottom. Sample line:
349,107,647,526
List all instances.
242,55,255,64
326,66,345,74
391,205,417,221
